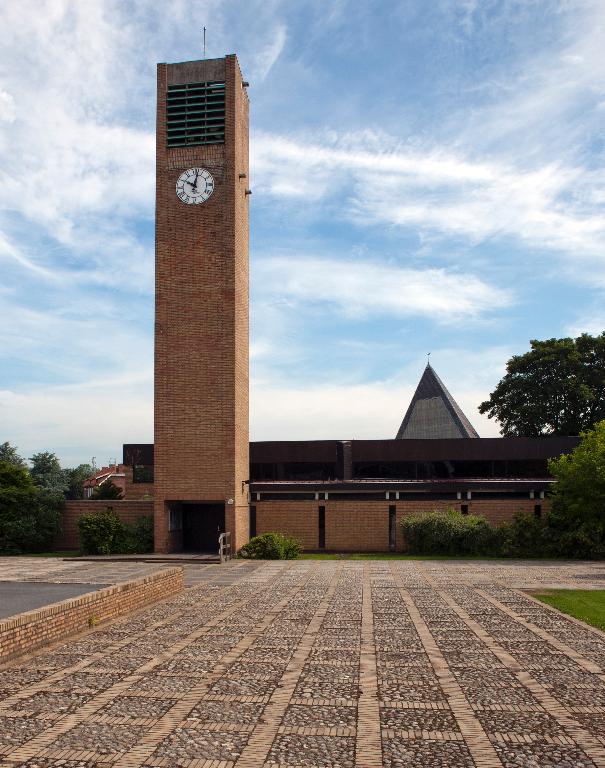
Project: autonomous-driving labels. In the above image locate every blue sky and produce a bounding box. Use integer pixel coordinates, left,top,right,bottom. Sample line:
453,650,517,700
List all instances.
1,0,604,466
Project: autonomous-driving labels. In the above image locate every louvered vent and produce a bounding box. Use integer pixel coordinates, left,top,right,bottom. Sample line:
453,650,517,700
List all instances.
166,81,225,147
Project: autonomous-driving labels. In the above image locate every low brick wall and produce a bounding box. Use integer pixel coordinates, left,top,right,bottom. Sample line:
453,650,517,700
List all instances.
57,499,154,550
0,567,183,663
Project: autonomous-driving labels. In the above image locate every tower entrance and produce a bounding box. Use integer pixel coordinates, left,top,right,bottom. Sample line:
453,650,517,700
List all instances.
182,502,225,553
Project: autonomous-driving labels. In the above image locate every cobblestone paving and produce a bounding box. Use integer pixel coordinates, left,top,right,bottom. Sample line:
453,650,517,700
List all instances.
3,559,605,766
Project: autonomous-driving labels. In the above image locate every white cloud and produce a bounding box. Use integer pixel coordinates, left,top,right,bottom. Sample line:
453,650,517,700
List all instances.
253,24,287,81
251,380,501,442
251,344,509,440
252,130,605,261
565,311,605,337
0,292,152,383
459,2,605,155
0,381,153,468
0,89,15,122
0,232,56,278
255,256,512,322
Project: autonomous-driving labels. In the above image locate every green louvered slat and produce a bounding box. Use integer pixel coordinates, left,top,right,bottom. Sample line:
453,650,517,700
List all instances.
166,80,225,147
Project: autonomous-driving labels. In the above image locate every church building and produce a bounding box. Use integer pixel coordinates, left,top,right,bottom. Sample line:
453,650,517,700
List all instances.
63,53,579,554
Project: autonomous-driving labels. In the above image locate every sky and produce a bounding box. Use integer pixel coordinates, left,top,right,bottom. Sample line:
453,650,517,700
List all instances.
1,0,604,467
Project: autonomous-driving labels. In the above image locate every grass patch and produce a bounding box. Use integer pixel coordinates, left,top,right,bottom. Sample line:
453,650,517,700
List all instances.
297,552,511,561
533,590,605,632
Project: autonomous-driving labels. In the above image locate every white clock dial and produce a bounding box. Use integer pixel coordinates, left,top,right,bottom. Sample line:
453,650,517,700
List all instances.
175,167,215,205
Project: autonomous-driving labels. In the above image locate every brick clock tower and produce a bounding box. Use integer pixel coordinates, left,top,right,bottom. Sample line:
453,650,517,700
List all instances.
154,55,249,554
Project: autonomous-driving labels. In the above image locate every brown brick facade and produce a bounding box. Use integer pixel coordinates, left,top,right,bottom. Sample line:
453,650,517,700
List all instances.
123,466,154,500
57,500,153,551
153,55,249,552
254,498,549,552
58,496,546,553
0,568,183,664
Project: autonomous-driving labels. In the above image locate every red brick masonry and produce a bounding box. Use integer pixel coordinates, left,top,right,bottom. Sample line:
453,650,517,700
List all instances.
255,498,549,552
57,500,154,550
0,567,183,663
60,497,546,553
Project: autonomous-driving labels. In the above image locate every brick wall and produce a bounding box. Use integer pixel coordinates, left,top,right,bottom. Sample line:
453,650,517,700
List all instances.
57,500,154,551
0,568,183,663
123,466,154,500
256,502,319,550
254,498,549,552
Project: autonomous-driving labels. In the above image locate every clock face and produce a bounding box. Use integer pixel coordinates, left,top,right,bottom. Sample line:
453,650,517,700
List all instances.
175,168,214,205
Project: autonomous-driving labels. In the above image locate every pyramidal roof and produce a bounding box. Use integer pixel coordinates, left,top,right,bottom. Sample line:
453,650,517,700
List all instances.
396,364,480,439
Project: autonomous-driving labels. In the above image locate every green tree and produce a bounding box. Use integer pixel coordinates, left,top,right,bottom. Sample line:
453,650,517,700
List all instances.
547,421,605,559
29,451,68,495
479,333,605,436
91,480,123,500
0,442,27,469
64,464,94,500
0,461,63,553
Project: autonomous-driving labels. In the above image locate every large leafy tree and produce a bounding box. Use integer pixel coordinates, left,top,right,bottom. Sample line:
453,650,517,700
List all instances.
479,333,605,436
0,441,27,469
547,420,605,558
29,451,68,494
0,461,63,553
64,464,94,500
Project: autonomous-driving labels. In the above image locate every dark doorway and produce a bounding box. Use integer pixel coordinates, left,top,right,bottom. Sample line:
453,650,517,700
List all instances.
182,503,225,553
318,506,325,549
389,505,396,551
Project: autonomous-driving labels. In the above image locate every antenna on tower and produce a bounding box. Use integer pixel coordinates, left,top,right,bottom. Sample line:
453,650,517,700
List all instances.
203,27,206,59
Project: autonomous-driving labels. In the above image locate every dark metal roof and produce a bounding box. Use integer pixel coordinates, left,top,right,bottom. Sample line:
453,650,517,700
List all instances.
250,436,578,463
396,365,480,439
124,435,579,471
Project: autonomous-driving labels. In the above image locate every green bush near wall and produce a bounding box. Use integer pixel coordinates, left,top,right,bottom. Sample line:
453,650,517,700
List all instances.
238,532,302,559
401,509,495,556
400,507,599,559
78,508,154,555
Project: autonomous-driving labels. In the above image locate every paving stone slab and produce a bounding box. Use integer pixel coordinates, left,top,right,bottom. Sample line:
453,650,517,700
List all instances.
3,559,605,767
382,737,475,768
266,733,355,767
493,742,597,767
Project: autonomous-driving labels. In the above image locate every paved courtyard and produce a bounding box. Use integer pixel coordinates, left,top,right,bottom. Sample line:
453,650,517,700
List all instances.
2,558,605,767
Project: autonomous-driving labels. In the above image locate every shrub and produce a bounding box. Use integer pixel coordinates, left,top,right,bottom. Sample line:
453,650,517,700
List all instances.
0,461,63,553
281,534,302,559
400,508,493,556
78,507,125,555
78,509,153,555
554,521,605,560
497,511,551,558
91,481,124,500
239,532,302,559
132,515,154,553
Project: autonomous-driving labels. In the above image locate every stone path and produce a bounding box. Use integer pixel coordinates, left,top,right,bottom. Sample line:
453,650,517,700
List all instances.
2,559,605,766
